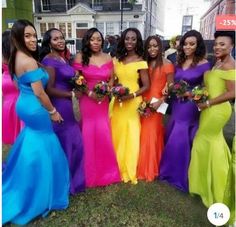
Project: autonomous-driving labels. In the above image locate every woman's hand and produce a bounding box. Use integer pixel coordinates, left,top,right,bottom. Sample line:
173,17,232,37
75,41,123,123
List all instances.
73,90,82,99
150,100,163,110
50,111,64,123
197,101,210,111
88,91,106,103
119,93,134,102
162,84,168,96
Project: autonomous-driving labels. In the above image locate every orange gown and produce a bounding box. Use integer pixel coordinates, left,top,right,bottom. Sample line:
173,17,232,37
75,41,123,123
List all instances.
137,63,174,181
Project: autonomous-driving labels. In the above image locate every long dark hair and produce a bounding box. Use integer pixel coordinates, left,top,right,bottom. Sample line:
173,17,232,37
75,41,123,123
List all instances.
9,19,39,78
177,30,206,67
2,30,11,62
116,28,144,61
39,28,67,62
81,27,104,66
144,35,163,68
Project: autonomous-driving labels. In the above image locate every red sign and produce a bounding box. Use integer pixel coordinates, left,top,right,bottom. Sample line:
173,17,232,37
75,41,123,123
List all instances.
216,15,236,30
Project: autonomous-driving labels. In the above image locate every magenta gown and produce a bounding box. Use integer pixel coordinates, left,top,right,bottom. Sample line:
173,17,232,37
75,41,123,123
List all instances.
73,61,120,187
2,63,22,144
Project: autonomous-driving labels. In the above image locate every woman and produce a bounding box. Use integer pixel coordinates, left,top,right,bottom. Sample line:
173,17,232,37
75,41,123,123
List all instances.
2,30,22,145
2,20,69,225
40,28,85,194
137,35,174,182
188,31,235,213
110,28,150,184
159,30,211,192
73,28,120,187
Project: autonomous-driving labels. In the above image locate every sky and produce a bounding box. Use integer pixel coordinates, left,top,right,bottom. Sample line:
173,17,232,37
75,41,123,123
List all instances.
163,0,211,39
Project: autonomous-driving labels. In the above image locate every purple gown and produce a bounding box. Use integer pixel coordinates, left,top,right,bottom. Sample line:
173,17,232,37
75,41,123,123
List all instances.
42,57,85,194
159,62,211,192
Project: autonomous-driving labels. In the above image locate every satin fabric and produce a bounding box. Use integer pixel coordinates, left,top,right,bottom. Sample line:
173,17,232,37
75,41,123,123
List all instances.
159,62,211,192
2,68,70,225
73,61,120,187
42,57,85,194
189,70,235,208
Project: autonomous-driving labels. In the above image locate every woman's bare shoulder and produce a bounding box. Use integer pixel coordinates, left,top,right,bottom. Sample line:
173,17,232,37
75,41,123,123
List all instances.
16,52,38,73
198,59,209,65
74,52,82,63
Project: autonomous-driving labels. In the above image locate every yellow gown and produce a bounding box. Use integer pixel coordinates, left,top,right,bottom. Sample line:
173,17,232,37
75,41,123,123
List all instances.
110,59,148,184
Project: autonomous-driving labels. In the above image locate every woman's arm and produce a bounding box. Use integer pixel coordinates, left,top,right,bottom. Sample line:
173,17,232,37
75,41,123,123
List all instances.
198,80,235,110
31,80,64,123
120,68,150,101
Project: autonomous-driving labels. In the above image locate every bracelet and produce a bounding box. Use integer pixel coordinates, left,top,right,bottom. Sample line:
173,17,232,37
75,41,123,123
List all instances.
88,91,93,97
71,91,75,98
168,82,174,87
133,92,137,98
48,107,57,115
206,100,211,108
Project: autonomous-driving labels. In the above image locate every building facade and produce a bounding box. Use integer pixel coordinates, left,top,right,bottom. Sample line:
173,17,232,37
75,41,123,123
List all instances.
2,0,33,31
200,0,235,39
33,0,161,52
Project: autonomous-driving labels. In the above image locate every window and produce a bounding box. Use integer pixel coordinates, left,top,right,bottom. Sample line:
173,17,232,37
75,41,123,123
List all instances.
96,23,104,35
41,0,51,11
40,23,47,37
182,15,193,26
94,0,103,5
76,23,88,28
129,22,138,29
67,0,75,10
67,23,72,38
59,23,66,37
119,21,128,31
106,22,114,35
48,23,55,29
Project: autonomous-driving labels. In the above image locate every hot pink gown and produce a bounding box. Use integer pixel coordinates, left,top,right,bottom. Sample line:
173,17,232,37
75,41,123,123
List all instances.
2,63,22,144
73,61,120,187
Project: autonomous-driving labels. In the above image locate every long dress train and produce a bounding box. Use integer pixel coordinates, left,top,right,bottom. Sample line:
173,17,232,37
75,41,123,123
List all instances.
42,57,85,194
159,63,210,192
189,69,235,206
2,68,70,225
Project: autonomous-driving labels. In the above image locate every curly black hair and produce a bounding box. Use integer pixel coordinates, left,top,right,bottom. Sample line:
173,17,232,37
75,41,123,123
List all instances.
214,30,235,45
144,35,163,68
177,30,206,67
81,28,104,66
9,19,39,78
116,28,144,61
39,28,67,62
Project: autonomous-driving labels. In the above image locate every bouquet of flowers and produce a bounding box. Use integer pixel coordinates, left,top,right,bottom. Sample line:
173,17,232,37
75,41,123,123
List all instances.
69,73,88,93
191,85,209,103
168,80,190,100
137,100,155,117
69,72,88,122
111,83,130,107
93,81,110,99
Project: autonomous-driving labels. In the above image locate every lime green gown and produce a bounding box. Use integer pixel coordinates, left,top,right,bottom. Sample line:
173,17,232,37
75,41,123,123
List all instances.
110,59,148,184
224,136,235,225
189,69,235,207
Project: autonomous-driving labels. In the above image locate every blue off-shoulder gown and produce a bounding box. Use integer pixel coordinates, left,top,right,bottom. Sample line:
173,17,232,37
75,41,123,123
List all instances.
2,68,70,225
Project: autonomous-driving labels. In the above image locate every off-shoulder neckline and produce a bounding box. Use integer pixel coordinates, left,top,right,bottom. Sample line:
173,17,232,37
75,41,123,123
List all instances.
74,60,112,68
15,68,44,79
119,60,146,66
179,62,210,71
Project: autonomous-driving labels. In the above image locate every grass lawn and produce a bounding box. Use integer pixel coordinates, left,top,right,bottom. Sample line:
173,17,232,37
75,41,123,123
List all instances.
2,110,234,227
